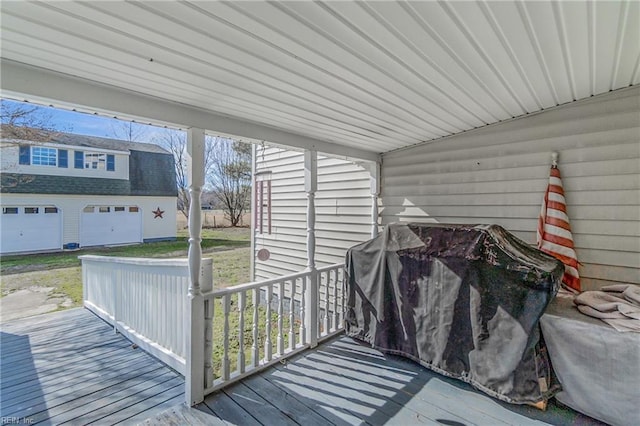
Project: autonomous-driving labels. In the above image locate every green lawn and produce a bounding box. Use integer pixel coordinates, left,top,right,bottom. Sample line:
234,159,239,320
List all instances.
0,227,249,274
0,227,251,311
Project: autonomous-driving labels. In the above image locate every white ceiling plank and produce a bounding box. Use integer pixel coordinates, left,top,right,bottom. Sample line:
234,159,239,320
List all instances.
80,1,428,143
593,1,623,95
1,13,401,151
521,2,574,104
218,0,455,135
439,1,533,114
558,1,592,101
312,1,482,129
0,0,636,155
138,0,438,142
0,59,379,162
1,33,399,152
611,1,640,89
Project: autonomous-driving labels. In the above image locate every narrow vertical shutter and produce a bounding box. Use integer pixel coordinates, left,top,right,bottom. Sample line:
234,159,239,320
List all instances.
74,151,84,169
106,154,115,171
58,149,68,168
19,145,30,165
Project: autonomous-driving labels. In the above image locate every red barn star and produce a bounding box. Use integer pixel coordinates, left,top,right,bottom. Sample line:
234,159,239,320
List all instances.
152,207,164,219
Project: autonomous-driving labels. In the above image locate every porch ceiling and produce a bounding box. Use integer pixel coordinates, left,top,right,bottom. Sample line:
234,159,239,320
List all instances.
1,1,638,157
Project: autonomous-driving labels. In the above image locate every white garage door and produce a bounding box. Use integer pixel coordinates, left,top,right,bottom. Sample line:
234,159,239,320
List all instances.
0,206,62,254
80,205,142,247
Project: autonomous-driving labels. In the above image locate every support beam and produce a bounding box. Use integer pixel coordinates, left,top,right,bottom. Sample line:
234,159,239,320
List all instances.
185,128,205,406
369,162,381,239
304,150,318,348
1,59,378,162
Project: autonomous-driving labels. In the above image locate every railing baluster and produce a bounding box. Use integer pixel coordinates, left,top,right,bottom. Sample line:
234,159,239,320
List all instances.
204,296,214,388
277,281,284,356
299,276,306,344
237,291,246,374
222,294,231,381
288,280,295,350
323,271,329,337
338,268,344,327
332,268,339,332
265,284,273,362
252,288,259,368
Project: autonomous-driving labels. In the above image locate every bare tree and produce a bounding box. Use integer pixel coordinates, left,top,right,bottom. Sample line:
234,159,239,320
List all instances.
108,121,149,142
1,99,67,189
208,138,252,227
153,129,217,219
1,99,62,141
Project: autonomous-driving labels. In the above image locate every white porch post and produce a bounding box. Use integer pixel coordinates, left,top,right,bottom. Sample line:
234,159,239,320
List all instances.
185,128,205,405
369,162,380,239
304,150,318,348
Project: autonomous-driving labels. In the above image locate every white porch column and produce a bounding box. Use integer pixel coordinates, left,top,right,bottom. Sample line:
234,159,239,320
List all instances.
185,128,205,405
304,150,318,348
370,162,381,238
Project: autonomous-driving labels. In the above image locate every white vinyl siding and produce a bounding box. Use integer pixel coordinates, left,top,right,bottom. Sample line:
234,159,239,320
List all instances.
381,86,640,291
253,147,372,281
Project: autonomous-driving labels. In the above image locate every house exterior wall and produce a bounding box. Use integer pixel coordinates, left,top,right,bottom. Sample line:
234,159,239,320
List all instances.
381,86,640,291
253,146,372,281
0,193,176,247
1,143,129,180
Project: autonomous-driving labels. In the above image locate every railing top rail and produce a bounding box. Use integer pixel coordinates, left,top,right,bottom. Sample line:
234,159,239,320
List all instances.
211,263,345,298
316,263,345,273
212,270,309,297
79,255,212,267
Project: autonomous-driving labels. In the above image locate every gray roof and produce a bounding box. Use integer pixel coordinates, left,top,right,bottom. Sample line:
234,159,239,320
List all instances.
1,125,170,154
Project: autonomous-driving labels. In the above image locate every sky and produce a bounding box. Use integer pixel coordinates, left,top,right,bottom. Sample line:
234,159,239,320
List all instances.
1,98,172,144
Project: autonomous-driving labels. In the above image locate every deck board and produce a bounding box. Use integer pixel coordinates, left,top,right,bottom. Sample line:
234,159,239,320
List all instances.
0,308,185,425
2,309,607,425
181,335,606,426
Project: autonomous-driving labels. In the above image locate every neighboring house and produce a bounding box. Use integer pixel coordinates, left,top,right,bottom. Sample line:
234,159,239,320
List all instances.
0,128,177,254
252,144,374,281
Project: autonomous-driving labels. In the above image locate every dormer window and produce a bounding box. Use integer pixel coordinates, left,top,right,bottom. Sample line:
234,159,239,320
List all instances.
74,151,115,171
85,152,107,170
32,147,57,166
19,145,68,168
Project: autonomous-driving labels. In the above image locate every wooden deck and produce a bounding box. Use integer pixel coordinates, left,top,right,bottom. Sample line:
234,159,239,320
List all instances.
1,308,606,426
0,308,184,425
153,337,605,426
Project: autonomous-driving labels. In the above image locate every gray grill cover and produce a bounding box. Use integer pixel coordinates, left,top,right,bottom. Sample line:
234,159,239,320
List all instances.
345,223,564,404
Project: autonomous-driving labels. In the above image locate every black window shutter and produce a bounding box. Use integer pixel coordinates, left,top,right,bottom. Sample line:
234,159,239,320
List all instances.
106,154,115,171
74,151,83,169
19,145,30,165
58,149,68,168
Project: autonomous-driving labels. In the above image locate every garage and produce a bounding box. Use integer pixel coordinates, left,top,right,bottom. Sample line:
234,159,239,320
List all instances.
0,206,62,254
80,205,142,247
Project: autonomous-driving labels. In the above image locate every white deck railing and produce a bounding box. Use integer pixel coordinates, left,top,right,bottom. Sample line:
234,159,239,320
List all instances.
203,263,346,395
80,255,213,375
80,255,345,404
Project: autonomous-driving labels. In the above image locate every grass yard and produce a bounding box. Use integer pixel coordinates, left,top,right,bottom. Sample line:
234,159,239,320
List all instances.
211,293,296,379
1,227,249,274
0,227,251,314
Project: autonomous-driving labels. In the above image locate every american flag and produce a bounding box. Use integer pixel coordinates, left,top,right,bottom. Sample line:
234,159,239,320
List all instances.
536,165,581,292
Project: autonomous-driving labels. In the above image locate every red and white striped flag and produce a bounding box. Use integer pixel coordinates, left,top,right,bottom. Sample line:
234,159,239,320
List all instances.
537,165,581,292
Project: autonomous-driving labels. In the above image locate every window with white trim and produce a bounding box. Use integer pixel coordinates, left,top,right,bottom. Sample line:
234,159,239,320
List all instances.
255,171,272,235
84,152,107,170
31,147,57,166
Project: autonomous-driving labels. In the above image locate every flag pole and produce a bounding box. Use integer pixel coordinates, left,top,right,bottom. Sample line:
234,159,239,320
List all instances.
551,151,558,168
